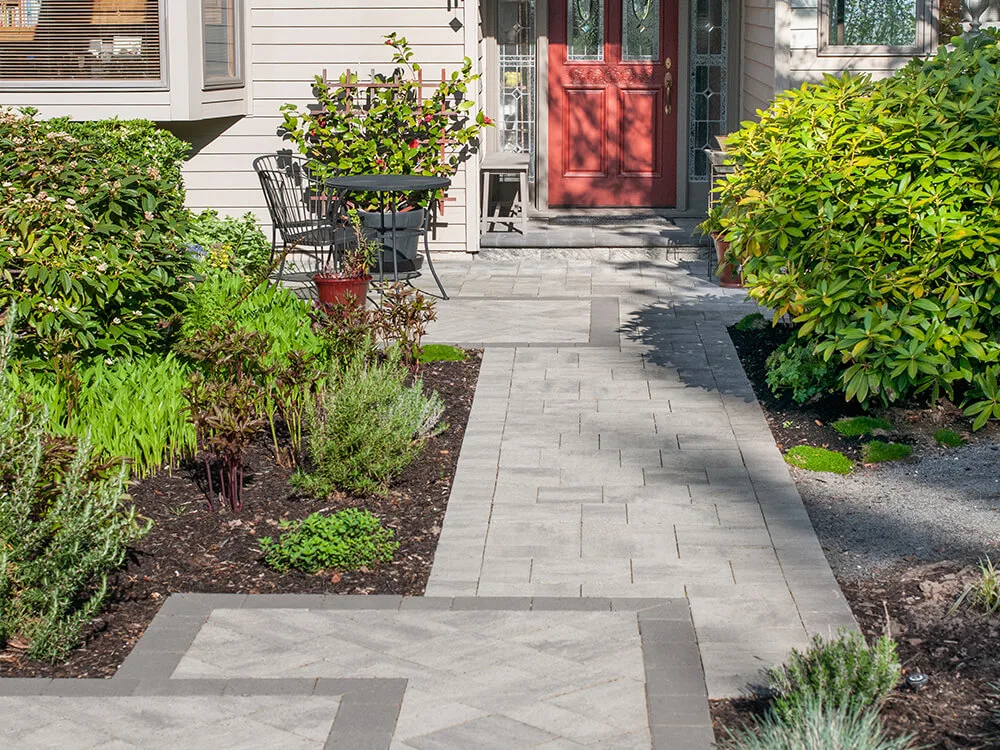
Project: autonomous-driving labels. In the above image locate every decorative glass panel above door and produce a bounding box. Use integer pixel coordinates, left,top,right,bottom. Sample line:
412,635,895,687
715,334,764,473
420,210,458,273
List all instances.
830,0,916,46
622,0,658,61
568,0,603,61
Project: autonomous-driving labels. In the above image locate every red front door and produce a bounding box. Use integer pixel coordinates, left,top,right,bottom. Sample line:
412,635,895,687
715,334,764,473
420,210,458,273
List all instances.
548,0,678,207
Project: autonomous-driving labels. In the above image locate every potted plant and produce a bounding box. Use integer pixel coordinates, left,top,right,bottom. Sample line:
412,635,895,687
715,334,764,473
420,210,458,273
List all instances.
280,33,492,261
312,216,377,308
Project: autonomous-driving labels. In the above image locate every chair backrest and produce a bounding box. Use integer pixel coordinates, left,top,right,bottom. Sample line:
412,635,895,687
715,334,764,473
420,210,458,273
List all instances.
252,152,336,247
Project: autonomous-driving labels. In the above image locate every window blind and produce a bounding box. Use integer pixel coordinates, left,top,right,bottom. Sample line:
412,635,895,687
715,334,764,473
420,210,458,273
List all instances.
0,0,163,84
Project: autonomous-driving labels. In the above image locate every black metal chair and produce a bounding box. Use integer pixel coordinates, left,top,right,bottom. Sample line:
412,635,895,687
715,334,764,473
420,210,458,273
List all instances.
252,151,355,286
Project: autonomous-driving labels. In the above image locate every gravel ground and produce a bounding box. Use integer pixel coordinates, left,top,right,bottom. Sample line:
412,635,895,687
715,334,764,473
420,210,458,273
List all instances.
793,441,1000,584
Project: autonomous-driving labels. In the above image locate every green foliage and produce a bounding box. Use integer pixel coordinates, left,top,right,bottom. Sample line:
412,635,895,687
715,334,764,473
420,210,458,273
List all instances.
862,441,913,463
784,446,854,475
952,557,1000,615
280,33,491,209
7,353,194,477
766,338,841,404
0,314,150,661
832,416,892,438
933,428,966,448
185,209,271,277
734,313,766,331
768,630,901,723
724,698,913,750
374,284,437,368
259,509,399,574
418,344,467,363
705,32,1000,426
0,109,193,363
296,350,445,497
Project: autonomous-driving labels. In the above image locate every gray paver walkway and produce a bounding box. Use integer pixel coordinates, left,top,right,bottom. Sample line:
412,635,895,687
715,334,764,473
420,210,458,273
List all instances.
0,255,855,750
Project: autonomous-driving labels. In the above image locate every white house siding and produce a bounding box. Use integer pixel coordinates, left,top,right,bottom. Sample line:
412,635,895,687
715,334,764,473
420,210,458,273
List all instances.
178,0,476,253
741,0,776,120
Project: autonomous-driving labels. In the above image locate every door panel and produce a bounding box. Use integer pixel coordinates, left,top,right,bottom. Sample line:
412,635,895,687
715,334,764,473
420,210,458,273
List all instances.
548,0,678,207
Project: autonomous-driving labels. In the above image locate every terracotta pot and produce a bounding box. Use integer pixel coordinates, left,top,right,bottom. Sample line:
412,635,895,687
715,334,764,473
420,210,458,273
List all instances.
711,232,743,288
313,274,371,308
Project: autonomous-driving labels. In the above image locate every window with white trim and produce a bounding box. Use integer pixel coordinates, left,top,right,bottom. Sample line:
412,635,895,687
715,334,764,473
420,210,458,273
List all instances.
819,0,933,55
203,0,243,89
0,0,164,87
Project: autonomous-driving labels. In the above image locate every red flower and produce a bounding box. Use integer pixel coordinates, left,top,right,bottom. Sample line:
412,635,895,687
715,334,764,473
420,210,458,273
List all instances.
482,116,494,125
408,139,420,149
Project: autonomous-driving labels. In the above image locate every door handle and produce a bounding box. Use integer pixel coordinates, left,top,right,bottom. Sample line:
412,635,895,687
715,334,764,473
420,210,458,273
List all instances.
664,58,674,115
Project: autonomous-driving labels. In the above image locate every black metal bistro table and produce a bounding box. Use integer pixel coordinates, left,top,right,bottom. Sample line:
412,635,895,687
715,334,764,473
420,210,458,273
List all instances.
324,174,450,299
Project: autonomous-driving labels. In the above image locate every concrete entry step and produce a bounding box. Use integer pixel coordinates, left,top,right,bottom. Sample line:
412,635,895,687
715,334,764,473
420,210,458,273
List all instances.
480,214,710,251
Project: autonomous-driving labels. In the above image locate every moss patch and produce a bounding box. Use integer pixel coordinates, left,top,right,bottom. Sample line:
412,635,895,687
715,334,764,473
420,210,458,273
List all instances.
784,446,854,475
832,416,892,438
734,312,767,331
934,428,966,448
417,344,467,364
862,441,913,463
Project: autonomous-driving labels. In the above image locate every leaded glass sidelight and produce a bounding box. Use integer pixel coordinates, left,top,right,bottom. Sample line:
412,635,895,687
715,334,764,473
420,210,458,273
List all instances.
623,0,659,61
497,0,536,176
688,0,728,181
829,0,917,46
568,0,603,61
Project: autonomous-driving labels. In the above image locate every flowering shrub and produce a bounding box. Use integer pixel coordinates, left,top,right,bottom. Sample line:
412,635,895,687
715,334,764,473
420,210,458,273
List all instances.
279,33,490,207
0,108,193,364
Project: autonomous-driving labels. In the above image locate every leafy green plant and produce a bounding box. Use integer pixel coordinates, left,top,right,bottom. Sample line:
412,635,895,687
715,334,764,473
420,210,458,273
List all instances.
259,509,399,574
832,417,892,438
373,283,437,368
266,350,323,467
951,557,1000,615
784,446,854,475
933,428,966,448
862,441,912,463
296,350,445,497
8,353,194,477
280,33,491,209
724,698,913,750
734,313,766,331
768,630,901,723
704,33,1000,426
0,108,193,364
0,312,150,661
418,344,467,363
185,209,272,277
765,338,841,404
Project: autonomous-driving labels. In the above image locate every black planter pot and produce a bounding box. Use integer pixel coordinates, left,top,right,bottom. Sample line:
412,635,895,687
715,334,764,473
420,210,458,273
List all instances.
359,208,426,265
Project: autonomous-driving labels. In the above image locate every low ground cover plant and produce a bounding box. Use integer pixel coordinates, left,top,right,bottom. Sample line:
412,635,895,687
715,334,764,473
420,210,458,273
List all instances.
707,32,1000,426
296,351,445,497
0,315,150,661
724,697,913,750
0,108,193,364
765,338,841,404
933,428,966,448
832,417,892,438
185,209,272,278
260,509,399,574
783,446,854,475
418,344,467,363
768,630,901,723
862,441,913,464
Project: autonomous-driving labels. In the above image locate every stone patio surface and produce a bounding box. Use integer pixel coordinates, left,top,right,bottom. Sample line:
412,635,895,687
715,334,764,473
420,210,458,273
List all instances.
0,255,856,749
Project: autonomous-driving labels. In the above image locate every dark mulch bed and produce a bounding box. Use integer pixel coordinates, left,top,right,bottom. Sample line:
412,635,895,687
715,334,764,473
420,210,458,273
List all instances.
715,325,1000,749
0,352,481,679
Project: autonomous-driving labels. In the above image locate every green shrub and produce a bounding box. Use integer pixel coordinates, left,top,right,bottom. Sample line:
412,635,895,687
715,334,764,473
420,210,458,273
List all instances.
833,417,892,438
952,557,1000,615
185,209,271,277
0,109,193,363
862,441,913,463
259,509,399,574
768,630,901,723
734,312,766,331
706,32,1000,426
934,428,966,448
724,698,913,750
296,351,445,497
784,446,854,475
418,344,467,363
0,314,150,661
8,353,194,477
765,338,841,404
